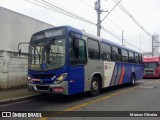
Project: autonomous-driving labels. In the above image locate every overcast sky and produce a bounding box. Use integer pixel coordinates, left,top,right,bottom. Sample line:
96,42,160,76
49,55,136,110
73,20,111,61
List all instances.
0,0,160,52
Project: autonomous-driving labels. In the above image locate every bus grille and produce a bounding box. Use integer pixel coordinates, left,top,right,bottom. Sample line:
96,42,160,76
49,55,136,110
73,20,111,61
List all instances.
145,70,154,72
146,73,154,75
32,74,54,79
36,85,50,90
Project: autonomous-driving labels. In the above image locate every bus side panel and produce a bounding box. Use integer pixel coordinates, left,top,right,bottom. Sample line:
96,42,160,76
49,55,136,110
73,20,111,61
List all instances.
108,62,130,86
105,62,126,87
110,62,135,85
114,62,123,85
116,62,130,85
122,63,132,84
122,64,143,84
134,64,143,80
104,61,115,87
68,66,85,95
140,64,144,79
84,60,104,91
109,62,118,86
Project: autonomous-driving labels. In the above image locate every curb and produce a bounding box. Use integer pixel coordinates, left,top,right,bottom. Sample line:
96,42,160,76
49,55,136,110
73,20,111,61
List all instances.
0,94,44,105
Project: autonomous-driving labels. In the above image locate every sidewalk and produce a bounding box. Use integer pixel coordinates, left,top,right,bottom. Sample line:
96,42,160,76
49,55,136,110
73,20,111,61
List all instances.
0,88,40,104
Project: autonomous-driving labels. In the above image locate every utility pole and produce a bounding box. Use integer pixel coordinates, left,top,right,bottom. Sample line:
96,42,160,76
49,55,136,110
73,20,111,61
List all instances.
95,0,101,37
94,0,121,37
140,33,141,52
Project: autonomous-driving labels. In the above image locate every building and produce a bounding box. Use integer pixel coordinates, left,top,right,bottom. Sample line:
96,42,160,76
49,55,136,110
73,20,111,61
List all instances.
0,6,54,89
142,52,160,57
152,35,159,56
142,52,153,57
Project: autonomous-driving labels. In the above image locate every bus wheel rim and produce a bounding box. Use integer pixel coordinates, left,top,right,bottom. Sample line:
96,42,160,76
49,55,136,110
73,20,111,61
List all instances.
92,81,99,91
132,77,135,84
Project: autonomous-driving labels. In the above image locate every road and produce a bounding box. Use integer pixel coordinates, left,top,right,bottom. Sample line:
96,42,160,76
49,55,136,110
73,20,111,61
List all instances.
0,79,160,120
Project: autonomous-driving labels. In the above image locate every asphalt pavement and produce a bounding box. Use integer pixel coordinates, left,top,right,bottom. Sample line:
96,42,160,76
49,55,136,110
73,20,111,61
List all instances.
0,79,160,120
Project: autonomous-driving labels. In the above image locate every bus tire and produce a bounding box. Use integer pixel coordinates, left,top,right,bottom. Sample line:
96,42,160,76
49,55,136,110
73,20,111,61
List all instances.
90,76,100,96
130,74,135,86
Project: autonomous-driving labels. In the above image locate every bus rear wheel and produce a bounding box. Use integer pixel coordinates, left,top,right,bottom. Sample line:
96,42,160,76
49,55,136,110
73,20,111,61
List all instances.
90,76,100,96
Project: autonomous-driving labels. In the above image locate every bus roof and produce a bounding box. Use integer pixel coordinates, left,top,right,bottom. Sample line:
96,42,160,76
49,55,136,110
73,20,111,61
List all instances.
78,26,141,54
31,25,141,54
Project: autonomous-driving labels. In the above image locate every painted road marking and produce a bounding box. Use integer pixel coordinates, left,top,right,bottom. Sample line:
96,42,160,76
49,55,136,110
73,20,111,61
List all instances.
39,81,153,120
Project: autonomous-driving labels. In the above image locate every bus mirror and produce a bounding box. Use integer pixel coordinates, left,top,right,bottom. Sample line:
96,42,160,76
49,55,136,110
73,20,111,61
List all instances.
73,39,79,49
70,33,79,49
17,42,29,57
73,39,79,58
18,49,21,56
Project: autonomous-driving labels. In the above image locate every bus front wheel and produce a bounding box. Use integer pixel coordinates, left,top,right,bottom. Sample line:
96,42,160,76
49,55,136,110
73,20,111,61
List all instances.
90,76,100,96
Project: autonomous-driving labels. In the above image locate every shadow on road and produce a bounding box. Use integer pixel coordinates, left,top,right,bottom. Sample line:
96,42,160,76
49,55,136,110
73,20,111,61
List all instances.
32,82,141,104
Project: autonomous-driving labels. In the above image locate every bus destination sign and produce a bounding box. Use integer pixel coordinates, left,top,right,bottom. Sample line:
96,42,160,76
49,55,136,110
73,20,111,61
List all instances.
31,28,66,41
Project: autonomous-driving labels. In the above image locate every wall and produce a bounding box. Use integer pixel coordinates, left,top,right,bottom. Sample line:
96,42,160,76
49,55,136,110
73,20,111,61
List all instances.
0,51,28,89
0,7,54,90
0,6,54,52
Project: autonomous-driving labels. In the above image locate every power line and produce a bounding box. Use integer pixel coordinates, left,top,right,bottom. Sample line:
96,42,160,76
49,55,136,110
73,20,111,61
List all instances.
104,18,149,47
25,0,66,16
79,0,135,40
103,21,121,36
25,0,76,19
100,0,121,23
26,0,96,26
79,0,93,10
101,26,121,40
48,0,93,22
113,0,151,37
78,0,143,49
40,0,96,25
78,0,120,35
101,26,146,52
79,0,140,42
26,0,146,52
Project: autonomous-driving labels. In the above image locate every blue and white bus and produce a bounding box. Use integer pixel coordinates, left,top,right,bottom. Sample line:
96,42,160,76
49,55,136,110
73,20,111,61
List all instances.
26,26,143,96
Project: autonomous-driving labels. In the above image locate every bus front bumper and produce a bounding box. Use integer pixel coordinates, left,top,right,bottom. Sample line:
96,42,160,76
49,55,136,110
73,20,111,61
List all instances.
27,81,69,95
143,74,160,78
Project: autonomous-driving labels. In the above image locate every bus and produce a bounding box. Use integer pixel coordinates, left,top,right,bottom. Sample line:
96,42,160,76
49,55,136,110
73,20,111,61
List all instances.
143,56,160,78
21,26,143,96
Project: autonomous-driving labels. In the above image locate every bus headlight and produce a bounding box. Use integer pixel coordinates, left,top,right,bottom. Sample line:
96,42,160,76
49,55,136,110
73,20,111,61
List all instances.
27,76,32,83
54,73,68,84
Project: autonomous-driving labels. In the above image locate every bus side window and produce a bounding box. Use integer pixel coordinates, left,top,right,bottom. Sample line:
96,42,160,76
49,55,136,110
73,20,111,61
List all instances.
88,38,100,60
139,54,142,64
129,51,135,63
135,53,140,64
118,48,122,61
69,37,87,65
100,43,111,61
112,46,121,61
122,49,128,62
112,46,118,61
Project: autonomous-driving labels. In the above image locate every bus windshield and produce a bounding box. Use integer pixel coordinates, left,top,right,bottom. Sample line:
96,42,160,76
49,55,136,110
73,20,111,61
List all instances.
144,62,158,68
29,38,66,71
